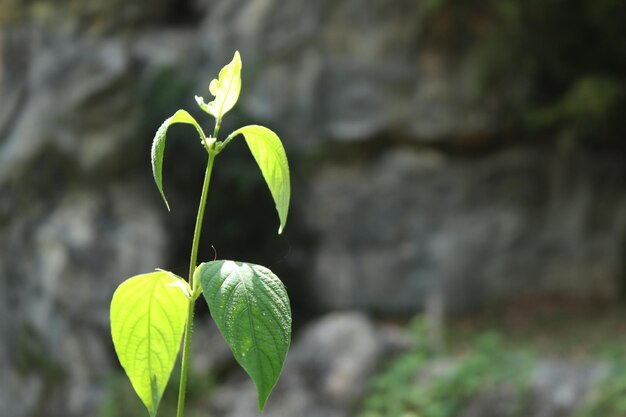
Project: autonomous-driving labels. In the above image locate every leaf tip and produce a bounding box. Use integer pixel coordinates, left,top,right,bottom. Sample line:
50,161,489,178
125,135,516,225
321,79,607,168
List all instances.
195,95,209,114
161,195,171,212
257,388,271,413
154,180,171,212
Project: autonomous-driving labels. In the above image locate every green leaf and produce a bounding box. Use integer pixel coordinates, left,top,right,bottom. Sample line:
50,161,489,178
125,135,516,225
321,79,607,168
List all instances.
195,51,242,123
110,271,190,417
196,260,291,411
226,125,290,234
151,109,206,211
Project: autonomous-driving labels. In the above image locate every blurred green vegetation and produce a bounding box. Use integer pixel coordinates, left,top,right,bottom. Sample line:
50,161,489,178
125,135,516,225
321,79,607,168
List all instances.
358,319,533,417
423,0,626,147
577,361,626,417
359,309,626,417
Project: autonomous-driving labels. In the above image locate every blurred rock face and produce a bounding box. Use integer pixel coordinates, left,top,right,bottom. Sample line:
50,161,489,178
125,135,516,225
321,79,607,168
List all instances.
0,4,173,416
1,0,625,416
203,0,495,146
0,182,165,416
304,148,626,312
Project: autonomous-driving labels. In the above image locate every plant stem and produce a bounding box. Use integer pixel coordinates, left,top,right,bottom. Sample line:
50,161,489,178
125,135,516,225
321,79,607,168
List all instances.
176,151,217,417
213,121,221,141
188,152,217,291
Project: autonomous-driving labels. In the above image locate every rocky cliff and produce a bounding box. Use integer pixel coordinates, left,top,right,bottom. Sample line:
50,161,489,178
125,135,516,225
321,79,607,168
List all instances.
1,1,625,416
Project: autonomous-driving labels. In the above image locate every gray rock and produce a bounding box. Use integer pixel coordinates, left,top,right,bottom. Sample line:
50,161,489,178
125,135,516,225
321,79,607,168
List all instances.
530,360,611,417
459,383,523,417
0,31,137,185
199,0,497,148
0,180,166,417
0,27,29,143
208,312,413,417
0,10,197,417
0,0,171,33
302,147,626,312
191,319,235,376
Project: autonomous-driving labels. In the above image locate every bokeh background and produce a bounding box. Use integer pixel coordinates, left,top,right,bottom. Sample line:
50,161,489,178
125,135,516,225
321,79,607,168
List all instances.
1,1,626,416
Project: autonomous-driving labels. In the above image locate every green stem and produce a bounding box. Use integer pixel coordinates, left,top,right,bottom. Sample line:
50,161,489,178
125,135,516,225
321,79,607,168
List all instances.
176,151,217,417
213,121,221,142
188,152,217,290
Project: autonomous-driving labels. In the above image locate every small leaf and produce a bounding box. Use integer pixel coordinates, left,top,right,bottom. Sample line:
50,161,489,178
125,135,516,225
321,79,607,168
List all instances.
110,271,190,417
226,125,290,233
196,51,242,123
196,260,292,411
151,110,206,211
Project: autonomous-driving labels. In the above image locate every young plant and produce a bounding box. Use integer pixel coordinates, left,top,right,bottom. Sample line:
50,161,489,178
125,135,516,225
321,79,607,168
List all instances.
110,51,291,417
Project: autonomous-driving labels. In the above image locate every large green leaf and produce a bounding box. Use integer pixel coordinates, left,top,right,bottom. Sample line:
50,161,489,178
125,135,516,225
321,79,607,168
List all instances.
196,260,291,411
195,51,242,123
151,109,206,211
110,271,190,417
226,125,290,234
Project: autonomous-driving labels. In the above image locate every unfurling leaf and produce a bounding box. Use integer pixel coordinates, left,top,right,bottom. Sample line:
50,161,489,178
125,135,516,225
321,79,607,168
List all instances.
196,260,291,412
151,110,206,211
110,271,190,417
225,125,290,234
195,51,242,124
